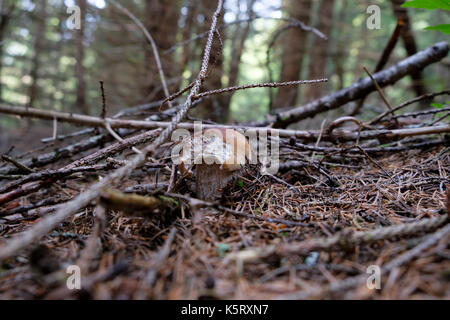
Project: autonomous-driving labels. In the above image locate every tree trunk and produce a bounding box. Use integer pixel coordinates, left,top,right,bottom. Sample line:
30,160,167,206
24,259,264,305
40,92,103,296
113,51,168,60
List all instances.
75,0,88,114
0,1,16,102
194,0,225,123
145,0,180,102
52,5,66,110
273,0,312,110
179,0,197,77
303,0,334,103
222,0,255,123
333,1,348,91
28,0,48,109
391,0,427,98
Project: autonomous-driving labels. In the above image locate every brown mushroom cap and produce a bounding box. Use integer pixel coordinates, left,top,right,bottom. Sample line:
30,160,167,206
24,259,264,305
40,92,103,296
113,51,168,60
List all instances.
179,128,253,173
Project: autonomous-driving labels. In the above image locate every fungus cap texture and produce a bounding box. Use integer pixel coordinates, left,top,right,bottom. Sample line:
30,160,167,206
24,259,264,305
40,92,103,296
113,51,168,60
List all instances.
179,128,252,172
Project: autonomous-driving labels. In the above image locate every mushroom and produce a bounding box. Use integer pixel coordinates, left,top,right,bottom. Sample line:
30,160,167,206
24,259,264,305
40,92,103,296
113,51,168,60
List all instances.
178,128,254,201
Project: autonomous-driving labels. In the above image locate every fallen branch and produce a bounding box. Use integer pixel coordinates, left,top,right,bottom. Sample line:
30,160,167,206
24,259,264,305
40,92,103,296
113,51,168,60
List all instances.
99,189,176,216
277,214,448,255
282,138,450,155
0,133,110,175
1,104,449,145
369,89,450,124
392,106,450,120
1,155,35,173
0,163,113,195
223,214,448,266
272,41,449,127
277,222,450,299
0,196,70,217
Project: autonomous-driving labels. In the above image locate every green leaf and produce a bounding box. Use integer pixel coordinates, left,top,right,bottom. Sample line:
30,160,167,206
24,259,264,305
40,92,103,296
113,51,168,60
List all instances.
402,0,450,10
236,179,244,188
431,103,444,109
425,24,450,34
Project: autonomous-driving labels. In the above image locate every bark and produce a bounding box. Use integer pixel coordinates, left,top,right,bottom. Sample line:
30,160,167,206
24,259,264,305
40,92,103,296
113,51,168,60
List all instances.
222,0,255,123
333,1,348,91
304,0,334,103
179,0,197,76
273,0,312,110
145,0,180,102
273,42,449,127
75,0,88,114
0,1,16,102
52,5,68,108
391,0,427,97
352,25,368,82
1,102,449,174
28,0,48,108
194,0,226,122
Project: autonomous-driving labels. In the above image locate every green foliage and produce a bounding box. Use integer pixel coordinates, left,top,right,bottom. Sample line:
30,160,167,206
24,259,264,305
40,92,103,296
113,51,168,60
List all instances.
431,102,450,119
425,24,450,34
402,0,450,10
402,0,450,35
431,102,443,109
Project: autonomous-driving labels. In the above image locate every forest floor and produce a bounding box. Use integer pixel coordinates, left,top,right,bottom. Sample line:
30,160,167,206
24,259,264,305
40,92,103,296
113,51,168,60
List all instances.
0,127,448,299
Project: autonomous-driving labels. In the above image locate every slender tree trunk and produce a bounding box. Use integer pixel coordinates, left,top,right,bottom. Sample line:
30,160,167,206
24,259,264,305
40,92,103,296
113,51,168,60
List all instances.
145,0,180,102
194,0,225,122
333,1,348,91
75,0,88,114
353,25,368,81
303,0,334,103
28,0,48,109
391,0,427,97
179,0,197,77
0,1,16,102
222,0,255,123
53,5,66,110
273,0,312,110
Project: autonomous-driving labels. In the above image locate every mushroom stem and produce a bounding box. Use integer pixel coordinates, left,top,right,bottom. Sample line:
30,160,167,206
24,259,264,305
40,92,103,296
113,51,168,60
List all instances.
195,164,239,201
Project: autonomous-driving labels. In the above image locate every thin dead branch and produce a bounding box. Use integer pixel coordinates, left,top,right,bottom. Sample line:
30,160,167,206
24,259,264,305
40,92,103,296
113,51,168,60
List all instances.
272,42,449,127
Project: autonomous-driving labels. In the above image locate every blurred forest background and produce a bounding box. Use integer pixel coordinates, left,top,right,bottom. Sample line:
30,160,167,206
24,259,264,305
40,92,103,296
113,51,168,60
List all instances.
0,0,448,151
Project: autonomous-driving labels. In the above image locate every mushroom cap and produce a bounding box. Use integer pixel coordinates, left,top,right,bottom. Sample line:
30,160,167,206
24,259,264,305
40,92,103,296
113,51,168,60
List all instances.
179,128,254,174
